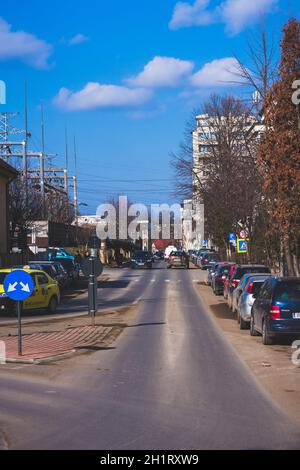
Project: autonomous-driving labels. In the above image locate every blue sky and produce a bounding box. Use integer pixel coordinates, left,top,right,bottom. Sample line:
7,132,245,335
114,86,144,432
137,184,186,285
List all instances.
0,0,298,213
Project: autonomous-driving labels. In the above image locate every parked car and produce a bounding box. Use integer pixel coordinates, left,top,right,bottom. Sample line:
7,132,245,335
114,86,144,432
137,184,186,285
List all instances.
223,264,236,300
227,264,271,310
212,263,235,295
131,251,153,269
194,249,215,266
167,251,189,269
53,257,79,283
27,261,69,290
237,274,272,329
48,247,73,260
199,252,220,270
232,272,271,315
164,245,177,260
207,262,223,286
21,261,61,285
251,277,300,345
153,251,164,260
0,268,60,315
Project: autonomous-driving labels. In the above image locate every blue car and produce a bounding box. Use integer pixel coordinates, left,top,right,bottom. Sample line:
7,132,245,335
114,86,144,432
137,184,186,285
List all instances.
250,276,300,345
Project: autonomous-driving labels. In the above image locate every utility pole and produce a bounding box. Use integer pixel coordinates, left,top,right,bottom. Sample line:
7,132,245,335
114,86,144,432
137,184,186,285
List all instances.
65,125,69,221
73,136,78,225
40,103,46,218
23,82,28,212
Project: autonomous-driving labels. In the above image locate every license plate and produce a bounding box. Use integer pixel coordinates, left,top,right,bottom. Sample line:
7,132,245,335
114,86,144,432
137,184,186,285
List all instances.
293,312,300,319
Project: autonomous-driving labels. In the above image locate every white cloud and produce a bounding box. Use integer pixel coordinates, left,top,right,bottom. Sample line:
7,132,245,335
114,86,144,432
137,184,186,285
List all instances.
220,0,277,34
169,0,214,30
126,56,194,88
53,82,153,111
190,57,241,87
0,17,52,69
169,0,277,34
68,34,89,45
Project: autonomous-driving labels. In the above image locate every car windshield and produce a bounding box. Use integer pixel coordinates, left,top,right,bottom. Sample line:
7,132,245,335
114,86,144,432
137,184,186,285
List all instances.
238,266,270,278
275,281,300,302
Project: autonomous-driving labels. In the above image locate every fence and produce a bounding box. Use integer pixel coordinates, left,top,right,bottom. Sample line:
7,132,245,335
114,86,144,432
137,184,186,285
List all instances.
0,252,28,269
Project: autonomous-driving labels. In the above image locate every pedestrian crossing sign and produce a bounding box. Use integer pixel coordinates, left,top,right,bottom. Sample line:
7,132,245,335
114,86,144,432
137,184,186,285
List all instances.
237,239,248,254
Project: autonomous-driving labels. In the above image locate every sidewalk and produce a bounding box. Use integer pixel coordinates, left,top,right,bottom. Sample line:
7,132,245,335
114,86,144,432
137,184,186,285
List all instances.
3,325,113,363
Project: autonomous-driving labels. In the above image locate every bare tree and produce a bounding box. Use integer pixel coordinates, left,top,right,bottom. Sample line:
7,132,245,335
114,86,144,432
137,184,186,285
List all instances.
172,94,264,258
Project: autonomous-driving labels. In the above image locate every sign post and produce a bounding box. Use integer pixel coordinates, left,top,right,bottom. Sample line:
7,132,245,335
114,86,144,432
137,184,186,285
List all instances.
4,270,34,356
82,236,103,327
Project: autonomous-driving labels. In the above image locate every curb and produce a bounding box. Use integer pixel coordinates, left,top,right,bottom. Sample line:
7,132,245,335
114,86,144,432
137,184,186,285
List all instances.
0,300,137,328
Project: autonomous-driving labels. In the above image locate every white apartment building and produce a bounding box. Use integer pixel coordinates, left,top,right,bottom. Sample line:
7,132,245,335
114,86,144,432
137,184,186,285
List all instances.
191,113,263,249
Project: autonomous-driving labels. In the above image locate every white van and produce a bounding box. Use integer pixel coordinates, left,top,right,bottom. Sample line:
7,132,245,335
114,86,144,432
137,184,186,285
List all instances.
164,245,177,260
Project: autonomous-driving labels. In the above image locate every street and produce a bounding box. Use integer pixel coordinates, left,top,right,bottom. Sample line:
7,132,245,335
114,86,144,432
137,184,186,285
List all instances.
1,261,300,450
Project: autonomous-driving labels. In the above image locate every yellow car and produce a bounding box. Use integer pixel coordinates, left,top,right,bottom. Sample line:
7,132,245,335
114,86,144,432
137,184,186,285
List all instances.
0,268,60,314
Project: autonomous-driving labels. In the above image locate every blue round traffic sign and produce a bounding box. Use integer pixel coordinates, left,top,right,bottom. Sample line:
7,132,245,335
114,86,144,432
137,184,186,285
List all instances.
3,270,34,301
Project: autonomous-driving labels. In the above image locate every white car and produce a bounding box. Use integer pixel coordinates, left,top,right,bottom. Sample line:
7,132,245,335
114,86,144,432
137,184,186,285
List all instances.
164,246,177,260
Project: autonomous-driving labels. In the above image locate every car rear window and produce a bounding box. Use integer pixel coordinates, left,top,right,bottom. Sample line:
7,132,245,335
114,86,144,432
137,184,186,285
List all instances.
40,265,55,276
55,258,74,271
236,266,270,278
275,281,300,302
251,281,265,295
218,266,230,275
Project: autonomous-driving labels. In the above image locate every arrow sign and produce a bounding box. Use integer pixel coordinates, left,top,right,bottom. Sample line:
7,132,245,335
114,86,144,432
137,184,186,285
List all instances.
8,282,18,292
20,282,30,292
4,270,34,301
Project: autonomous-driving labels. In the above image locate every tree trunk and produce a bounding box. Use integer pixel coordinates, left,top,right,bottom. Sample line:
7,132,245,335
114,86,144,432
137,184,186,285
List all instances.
283,237,296,276
292,254,300,277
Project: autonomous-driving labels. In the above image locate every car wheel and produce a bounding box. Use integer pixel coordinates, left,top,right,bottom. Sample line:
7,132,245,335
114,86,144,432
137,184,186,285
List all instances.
262,320,274,345
240,316,249,330
250,315,259,336
47,296,58,314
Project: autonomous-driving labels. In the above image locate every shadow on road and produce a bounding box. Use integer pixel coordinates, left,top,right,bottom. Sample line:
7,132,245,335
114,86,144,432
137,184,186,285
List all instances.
210,302,236,320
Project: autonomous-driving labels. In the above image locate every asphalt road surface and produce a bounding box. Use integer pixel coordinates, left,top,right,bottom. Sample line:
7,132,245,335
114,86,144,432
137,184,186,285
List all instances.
1,261,300,449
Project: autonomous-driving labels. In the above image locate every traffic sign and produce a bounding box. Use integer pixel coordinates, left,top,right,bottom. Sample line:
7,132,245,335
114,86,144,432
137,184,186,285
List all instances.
202,240,207,248
4,270,34,301
229,232,236,243
237,239,248,254
82,258,103,277
239,230,247,239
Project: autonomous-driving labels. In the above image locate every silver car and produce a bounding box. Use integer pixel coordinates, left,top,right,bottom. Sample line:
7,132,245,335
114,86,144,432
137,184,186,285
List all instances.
237,274,272,329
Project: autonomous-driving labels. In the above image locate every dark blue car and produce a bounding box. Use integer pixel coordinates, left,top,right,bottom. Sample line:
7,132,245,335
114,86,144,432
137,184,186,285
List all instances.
250,277,300,345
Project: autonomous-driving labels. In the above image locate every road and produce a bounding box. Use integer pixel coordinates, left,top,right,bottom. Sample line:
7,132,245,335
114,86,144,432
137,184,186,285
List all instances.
1,261,300,449
0,267,152,325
